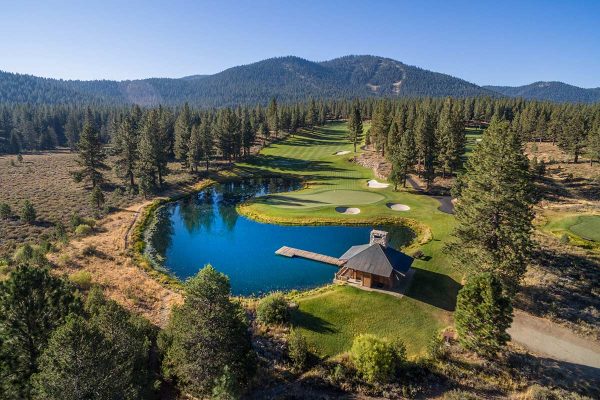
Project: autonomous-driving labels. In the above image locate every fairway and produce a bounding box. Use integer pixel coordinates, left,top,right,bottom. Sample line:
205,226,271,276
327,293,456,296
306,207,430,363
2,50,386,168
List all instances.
239,122,460,358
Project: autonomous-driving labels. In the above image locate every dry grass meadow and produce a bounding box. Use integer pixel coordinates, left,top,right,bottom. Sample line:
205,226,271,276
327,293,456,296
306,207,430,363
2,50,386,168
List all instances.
0,150,195,257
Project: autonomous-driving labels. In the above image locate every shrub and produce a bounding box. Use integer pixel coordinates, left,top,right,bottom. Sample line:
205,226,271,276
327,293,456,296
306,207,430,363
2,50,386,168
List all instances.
81,245,97,257
13,244,47,266
75,224,92,236
288,329,309,372
69,270,92,290
0,202,12,219
21,200,36,224
70,213,84,229
256,292,290,325
443,389,481,399
427,332,448,361
52,222,68,243
350,334,398,384
559,233,570,244
13,244,34,264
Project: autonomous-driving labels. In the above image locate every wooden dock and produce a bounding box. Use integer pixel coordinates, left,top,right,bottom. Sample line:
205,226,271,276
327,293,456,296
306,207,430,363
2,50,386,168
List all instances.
275,246,345,267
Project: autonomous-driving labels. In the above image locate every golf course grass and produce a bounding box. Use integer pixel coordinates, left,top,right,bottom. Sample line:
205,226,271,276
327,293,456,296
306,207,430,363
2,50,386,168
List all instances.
544,213,600,243
237,122,461,358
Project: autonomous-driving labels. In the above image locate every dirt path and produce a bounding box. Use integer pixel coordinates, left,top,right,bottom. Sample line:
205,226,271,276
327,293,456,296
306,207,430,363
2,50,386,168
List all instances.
509,310,600,369
49,200,183,326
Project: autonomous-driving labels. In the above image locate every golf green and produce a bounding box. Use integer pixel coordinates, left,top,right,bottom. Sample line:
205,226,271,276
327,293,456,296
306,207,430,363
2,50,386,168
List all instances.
267,189,385,209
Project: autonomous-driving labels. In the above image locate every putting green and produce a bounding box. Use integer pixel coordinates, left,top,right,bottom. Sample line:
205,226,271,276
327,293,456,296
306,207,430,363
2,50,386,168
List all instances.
570,215,600,242
266,189,385,209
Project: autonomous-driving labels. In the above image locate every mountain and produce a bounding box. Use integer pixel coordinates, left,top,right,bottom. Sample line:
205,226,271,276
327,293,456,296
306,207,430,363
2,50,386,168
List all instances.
484,81,600,103
3,56,597,106
0,55,497,107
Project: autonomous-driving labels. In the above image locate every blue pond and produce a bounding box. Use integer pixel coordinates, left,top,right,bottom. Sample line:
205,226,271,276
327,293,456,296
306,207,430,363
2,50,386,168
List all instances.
146,178,414,296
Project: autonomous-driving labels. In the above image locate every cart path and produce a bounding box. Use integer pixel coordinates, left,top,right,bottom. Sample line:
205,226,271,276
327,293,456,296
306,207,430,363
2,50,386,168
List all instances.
509,310,600,369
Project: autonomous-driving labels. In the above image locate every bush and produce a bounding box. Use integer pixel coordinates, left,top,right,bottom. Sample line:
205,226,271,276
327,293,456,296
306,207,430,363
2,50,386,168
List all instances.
288,329,309,371
75,224,93,236
52,222,68,243
256,292,289,325
427,331,448,361
69,270,93,290
70,213,84,229
13,244,47,266
559,233,570,244
443,389,481,399
21,200,36,224
350,334,399,384
0,202,12,219
81,245,97,257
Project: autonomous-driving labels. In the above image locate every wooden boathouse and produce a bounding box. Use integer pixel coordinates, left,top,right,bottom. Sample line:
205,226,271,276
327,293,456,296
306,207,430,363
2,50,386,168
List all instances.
275,229,413,290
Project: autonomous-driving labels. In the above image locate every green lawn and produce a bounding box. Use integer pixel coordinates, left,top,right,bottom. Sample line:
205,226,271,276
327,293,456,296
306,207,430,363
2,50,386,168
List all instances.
544,214,600,243
291,285,449,358
238,122,460,358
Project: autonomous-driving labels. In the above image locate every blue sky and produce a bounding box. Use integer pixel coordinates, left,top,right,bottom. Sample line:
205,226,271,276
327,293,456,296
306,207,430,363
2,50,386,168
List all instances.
1,0,599,87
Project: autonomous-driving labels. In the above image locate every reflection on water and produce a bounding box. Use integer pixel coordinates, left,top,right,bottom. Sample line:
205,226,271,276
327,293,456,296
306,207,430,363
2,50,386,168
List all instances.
146,178,415,296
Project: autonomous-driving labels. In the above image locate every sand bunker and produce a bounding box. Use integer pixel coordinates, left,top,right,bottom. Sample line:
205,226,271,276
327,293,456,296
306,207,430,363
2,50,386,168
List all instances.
334,150,351,155
476,138,483,142
367,179,390,188
335,207,361,215
387,203,410,211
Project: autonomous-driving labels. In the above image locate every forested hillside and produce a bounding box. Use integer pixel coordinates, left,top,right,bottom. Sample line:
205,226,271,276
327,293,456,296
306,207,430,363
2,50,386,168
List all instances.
0,56,496,106
484,82,600,103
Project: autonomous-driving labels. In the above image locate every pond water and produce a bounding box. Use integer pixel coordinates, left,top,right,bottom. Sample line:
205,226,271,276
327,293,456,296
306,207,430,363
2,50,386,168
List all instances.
146,178,414,296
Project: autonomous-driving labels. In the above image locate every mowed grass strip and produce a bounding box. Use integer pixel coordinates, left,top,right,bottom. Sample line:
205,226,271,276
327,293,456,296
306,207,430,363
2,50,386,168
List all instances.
291,285,447,358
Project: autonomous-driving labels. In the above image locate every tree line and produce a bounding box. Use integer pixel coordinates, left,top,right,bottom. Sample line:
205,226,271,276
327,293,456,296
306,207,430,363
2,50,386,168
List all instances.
2,96,599,165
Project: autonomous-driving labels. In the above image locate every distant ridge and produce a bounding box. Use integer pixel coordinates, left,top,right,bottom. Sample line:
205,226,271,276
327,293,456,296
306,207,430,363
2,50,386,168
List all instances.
0,56,596,106
484,81,600,103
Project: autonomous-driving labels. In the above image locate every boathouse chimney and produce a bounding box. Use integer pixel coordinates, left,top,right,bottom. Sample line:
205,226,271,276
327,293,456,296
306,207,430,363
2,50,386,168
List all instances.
370,230,389,247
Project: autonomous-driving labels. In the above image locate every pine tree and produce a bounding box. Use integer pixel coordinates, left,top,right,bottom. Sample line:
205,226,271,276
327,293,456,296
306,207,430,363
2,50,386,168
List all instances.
90,187,105,210
267,98,279,139
159,266,255,398
559,112,587,163
389,123,415,190
76,109,107,188
174,103,193,167
0,266,81,399
454,273,512,358
587,124,600,165
347,104,363,153
112,115,138,188
188,122,203,172
415,108,436,190
308,98,318,130
200,117,214,171
136,110,163,193
240,109,254,157
370,101,390,156
449,119,534,294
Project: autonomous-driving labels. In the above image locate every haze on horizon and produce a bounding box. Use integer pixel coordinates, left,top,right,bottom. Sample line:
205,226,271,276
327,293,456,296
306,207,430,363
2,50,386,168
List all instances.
1,0,599,88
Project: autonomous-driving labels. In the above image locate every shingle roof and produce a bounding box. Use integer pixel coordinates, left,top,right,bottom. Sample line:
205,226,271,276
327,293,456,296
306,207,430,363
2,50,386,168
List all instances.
340,243,413,277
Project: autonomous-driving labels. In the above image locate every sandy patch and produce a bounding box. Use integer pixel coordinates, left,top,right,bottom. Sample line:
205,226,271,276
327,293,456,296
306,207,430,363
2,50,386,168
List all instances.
335,207,361,215
388,203,410,211
476,138,483,142
334,150,351,155
367,179,390,188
